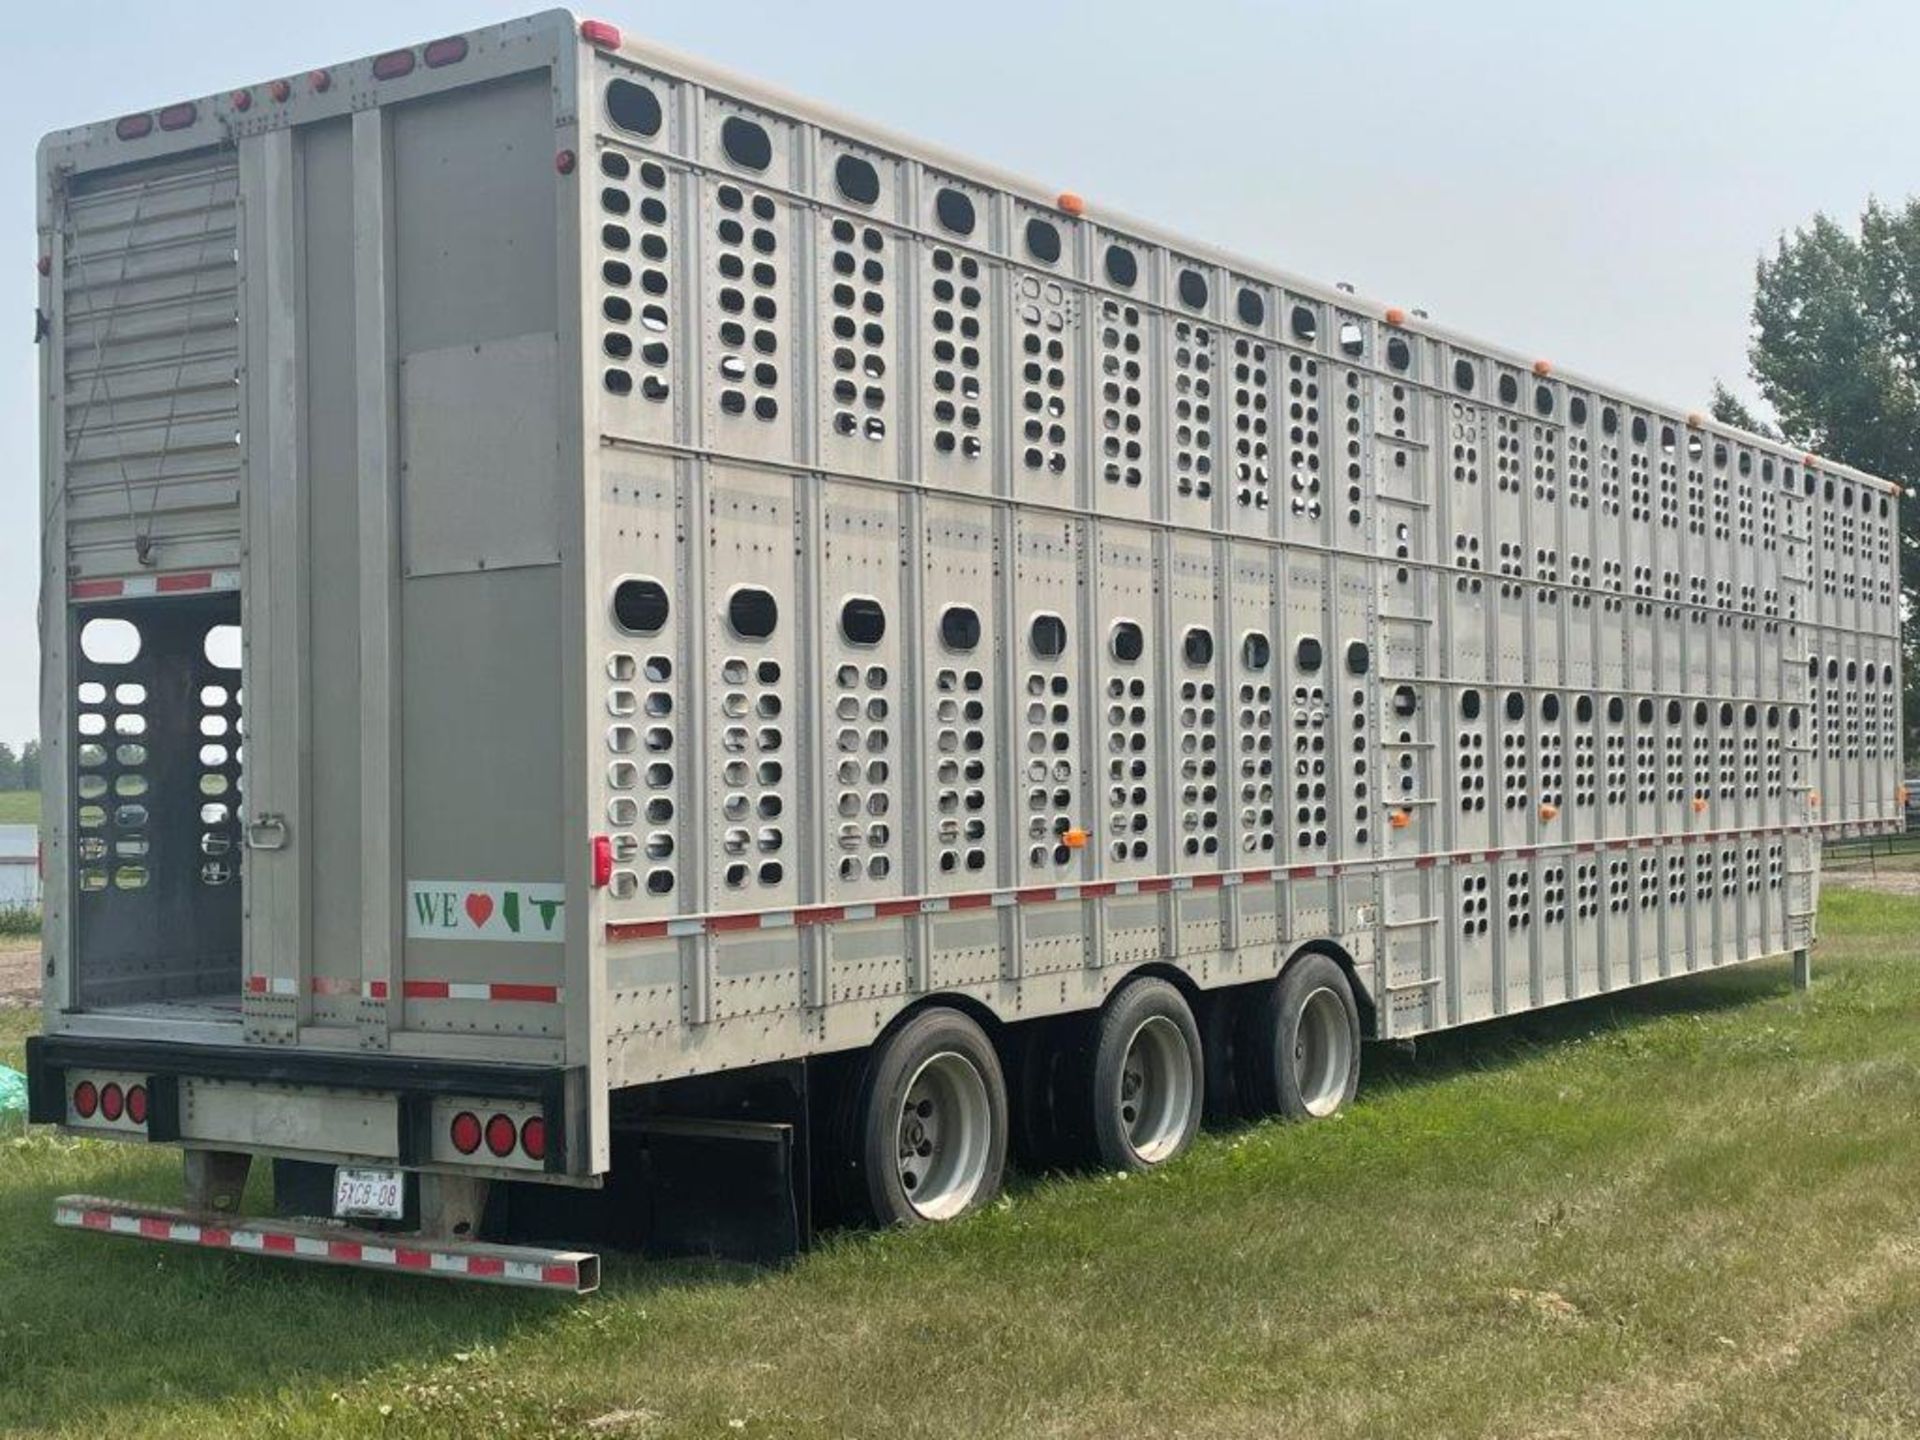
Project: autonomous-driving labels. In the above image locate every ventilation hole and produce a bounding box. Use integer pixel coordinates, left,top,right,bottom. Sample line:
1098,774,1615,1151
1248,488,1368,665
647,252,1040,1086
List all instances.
721,114,772,171
1386,336,1411,371
1345,641,1369,675
840,596,886,646
1030,612,1067,660
1025,217,1061,264
728,587,778,639
1105,244,1138,288
1178,269,1208,309
1242,631,1270,669
1506,691,1527,722
79,617,141,665
1111,621,1144,663
613,577,669,634
1184,627,1214,666
1296,635,1323,672
934,186,976,235
1498,373,1519,405
1453,358,1475,392
1237,287,1265,327
204,624,241,670
1462,689,1482,721
834,153,880,205
940,606,981,652
606,78,662,138
1290,305,1318,341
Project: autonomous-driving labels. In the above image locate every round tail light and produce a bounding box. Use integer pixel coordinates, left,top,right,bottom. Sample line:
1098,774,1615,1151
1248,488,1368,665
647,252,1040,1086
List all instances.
100,1083,125,1122
449,1110,482,1155
484,1113,518,1158
519,1116,547,1162
126,1085,149,1126
73,1080,99,1119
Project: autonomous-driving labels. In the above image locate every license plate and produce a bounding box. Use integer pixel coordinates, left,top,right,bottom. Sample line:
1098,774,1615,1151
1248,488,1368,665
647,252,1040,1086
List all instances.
332,1167,405,1220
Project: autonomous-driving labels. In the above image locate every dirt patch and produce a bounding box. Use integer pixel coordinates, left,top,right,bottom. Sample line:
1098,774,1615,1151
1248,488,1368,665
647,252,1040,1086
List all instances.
0,941,41,1009
1820,865,1920,896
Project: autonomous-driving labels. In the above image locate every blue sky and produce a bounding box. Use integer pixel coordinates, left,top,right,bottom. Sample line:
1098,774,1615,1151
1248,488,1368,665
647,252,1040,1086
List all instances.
3,0,1918,744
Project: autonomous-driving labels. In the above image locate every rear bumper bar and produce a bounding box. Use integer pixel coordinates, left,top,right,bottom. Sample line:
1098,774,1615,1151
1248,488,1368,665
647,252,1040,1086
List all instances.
54,1194,600,1293
26,1033,590,1177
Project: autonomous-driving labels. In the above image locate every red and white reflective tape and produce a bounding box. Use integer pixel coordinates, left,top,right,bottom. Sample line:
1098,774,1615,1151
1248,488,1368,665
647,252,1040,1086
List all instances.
53,1197,597,1292
69,569,239,602
604,814,1884,946
247,976,562,1004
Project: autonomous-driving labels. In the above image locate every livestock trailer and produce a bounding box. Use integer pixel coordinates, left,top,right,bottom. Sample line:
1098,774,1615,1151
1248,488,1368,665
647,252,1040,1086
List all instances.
27,10,1906,1290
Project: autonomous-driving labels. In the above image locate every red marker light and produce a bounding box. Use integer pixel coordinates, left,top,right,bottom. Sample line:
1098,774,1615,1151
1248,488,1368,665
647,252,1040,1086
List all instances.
36,255,51,277
519,1115,547,1162
73,1080,99,1119
485,1113,517,1158
555,148,577,175
581,18,622,48
308,69,332,93
450,1110,483,1155
158,102,198,132
101,1083,125,1122
269,79,291,103
591,833,613,887
373,49,416,80
126,1085,149,1126
423,36,469,68
115,114,153,141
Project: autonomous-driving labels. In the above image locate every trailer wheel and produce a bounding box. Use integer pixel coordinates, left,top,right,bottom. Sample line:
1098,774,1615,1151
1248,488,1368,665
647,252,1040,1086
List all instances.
852,1007,1007,1226
1240,952,1362,1120
1087,978,1204,1172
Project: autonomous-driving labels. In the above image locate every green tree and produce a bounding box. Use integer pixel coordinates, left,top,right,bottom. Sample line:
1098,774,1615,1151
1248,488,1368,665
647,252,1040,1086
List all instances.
18,741,39,794
1726,198,1920,763
0,743,17,792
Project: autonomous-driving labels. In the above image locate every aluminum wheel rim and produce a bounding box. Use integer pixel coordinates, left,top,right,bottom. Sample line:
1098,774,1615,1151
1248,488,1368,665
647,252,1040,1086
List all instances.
896,1050,992,1220
1118,1014,1195,1164
1293,985,1351,1117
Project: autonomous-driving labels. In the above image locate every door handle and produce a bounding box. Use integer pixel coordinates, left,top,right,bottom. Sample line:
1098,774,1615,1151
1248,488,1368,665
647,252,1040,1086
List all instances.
244,813,290,851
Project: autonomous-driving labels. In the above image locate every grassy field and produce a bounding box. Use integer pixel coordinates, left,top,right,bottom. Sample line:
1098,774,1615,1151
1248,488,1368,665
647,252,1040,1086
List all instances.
2,889,1917,1439
0,790,41,825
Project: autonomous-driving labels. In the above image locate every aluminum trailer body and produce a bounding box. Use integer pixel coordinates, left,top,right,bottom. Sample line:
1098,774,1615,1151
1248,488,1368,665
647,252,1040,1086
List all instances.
28,10,1905,1286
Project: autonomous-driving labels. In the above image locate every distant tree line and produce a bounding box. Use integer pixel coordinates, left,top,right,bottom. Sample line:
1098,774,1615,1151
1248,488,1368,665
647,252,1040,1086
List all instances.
1713,196,1919,763
0,742,41,793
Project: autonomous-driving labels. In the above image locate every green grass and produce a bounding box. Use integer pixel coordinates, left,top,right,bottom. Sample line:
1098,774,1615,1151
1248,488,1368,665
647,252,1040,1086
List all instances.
3,891,1919,1438
0,790,41,825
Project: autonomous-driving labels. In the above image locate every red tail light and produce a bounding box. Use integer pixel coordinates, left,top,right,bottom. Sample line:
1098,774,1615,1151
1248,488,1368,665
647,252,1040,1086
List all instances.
126,1085,149,1126
73,1080,99,1119
484,1114,517,1158
230,89,253,112
519,1116,547,1162
372,49,416,80
423,36,469,68
269,79,291,103
308,69,332,93
581,18,622,48
101,1083,125,1122
115,114,153,141
591,834,613,888
157,102,198,132
450,1110,482,1155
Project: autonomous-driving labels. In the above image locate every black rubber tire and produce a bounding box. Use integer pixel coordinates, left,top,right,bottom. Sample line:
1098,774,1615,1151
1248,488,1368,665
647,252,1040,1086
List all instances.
845,1007,1008,1227
1084,978,1205,1172
1238,951,1362,1121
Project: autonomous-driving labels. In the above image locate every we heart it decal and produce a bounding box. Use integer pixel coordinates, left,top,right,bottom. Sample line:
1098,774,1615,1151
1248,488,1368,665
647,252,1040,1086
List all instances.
406,881,565,944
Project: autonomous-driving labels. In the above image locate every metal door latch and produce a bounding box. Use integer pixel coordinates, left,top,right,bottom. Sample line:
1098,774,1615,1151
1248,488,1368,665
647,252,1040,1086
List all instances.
244,813,290,851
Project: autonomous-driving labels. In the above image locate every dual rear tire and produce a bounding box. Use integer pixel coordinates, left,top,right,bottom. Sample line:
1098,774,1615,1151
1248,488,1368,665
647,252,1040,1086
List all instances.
842,957,1361,1228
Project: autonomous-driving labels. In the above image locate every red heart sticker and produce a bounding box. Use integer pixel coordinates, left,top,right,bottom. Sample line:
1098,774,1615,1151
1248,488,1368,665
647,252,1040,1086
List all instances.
464,892,494,928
